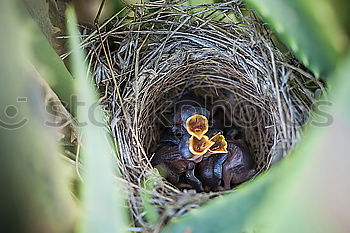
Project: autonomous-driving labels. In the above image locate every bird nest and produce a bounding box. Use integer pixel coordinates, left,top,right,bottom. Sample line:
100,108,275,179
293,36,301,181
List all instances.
81,0,324,230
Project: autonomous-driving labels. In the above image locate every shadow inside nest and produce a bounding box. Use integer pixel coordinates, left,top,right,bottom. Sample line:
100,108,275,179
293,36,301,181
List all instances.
132,57,316,197
150,90,258,193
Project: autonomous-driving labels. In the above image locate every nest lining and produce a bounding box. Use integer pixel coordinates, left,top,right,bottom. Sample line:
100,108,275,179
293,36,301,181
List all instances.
79,0,324,230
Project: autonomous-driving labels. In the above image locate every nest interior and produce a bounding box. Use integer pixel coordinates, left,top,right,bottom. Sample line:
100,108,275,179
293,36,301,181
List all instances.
81,0,324,229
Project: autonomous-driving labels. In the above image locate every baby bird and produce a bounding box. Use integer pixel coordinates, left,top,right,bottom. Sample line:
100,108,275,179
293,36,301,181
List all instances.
221,129,256,190
154,92,256,192
194,129,229,191
195,152,229,191
151,140,204,192
172,92,210,139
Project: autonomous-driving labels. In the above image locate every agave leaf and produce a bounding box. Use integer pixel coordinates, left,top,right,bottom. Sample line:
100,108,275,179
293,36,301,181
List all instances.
30,26,76,114
17,0,76,114
0,1,76,233
245,0,348,78
66,7,128,233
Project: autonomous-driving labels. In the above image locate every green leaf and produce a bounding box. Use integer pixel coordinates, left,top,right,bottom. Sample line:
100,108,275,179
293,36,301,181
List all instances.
17,0,76,115
162,54,350,233
162,173,276,233
0,1,76,233
245,0,348,78
30,26,76,114
66,8,128,233
248,55,350,233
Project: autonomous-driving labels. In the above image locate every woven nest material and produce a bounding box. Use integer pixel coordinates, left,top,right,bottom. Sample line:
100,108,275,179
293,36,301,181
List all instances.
80,0,324,230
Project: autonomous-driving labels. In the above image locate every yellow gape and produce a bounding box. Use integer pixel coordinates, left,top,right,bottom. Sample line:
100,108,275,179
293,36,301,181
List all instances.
209,133,228,154
188,135,214,156
185,114,209,139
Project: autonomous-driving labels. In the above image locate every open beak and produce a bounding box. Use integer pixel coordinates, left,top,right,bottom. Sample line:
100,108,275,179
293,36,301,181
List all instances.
185,114,209,139
208,133,228,153
189,135,214,156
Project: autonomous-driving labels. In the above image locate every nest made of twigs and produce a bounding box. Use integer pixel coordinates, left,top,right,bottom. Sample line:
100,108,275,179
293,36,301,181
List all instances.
77,0,324,231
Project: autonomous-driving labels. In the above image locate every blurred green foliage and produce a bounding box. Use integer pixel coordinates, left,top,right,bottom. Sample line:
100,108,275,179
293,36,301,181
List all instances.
330,0,350,39
245,0,348,78
66,8,128,233
30,30,76,114
0,1,76,233
21,0,76,113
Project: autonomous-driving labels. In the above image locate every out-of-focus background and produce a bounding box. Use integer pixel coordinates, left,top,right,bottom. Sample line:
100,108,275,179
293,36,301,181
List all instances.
0,0,350,233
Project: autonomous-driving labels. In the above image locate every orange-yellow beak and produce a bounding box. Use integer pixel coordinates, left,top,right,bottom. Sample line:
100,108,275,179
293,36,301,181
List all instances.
208,133,228,153
189,135,214,156
185,114,209,140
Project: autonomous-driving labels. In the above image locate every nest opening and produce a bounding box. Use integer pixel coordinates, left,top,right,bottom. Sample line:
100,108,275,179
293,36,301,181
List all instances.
141,59,274,173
